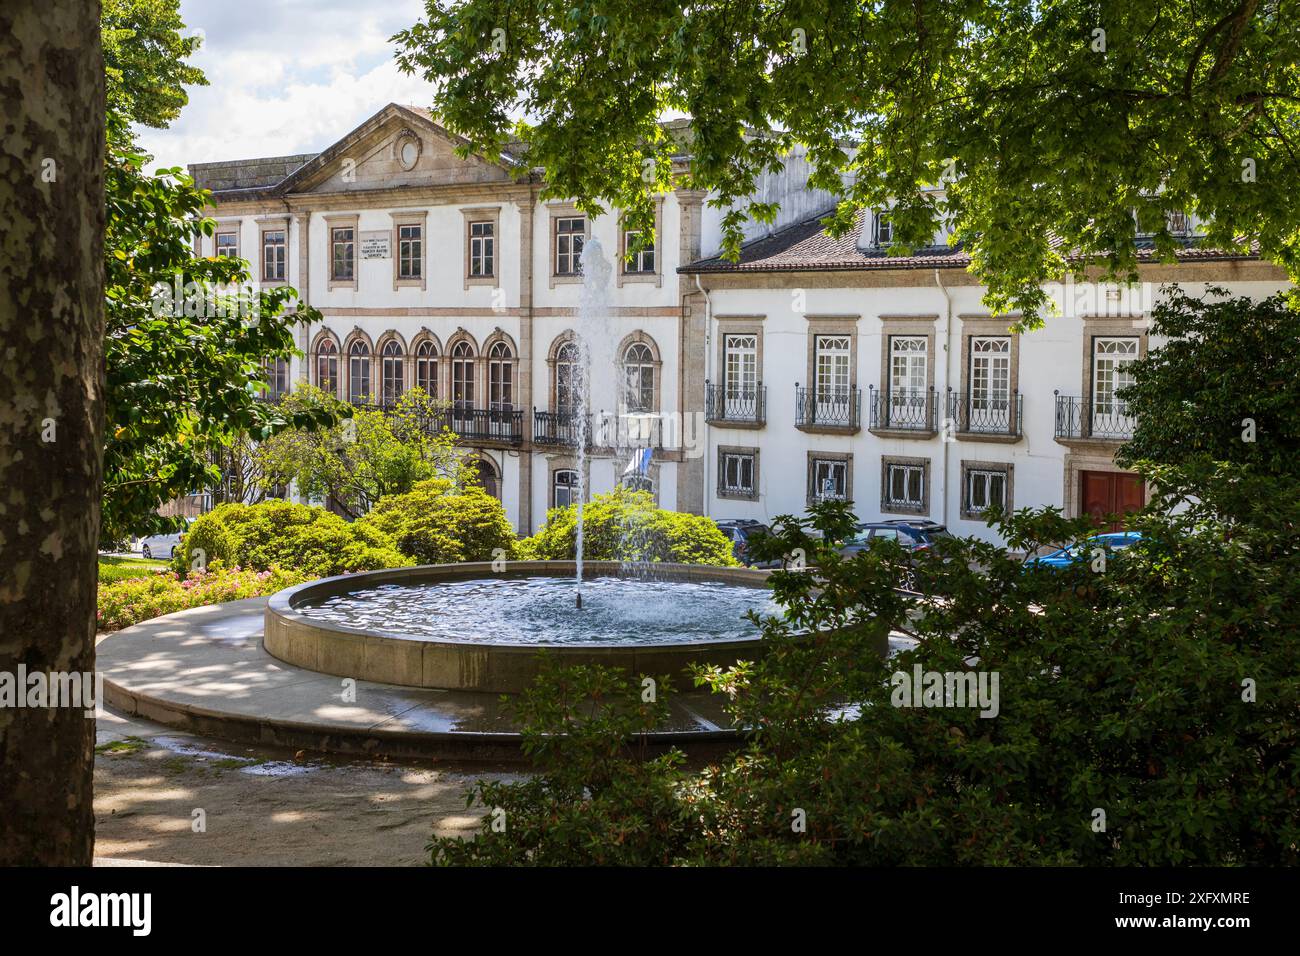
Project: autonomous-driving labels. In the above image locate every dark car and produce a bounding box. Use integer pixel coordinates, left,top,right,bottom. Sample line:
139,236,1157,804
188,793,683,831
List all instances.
714,519,782,568
838,519,956,590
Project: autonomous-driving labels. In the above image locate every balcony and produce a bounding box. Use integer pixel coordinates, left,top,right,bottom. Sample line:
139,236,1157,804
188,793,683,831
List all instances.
357,400,524,445
1053,393,1136,442
795,385,861,433
533,408,588,447
868,387,937,436
705,382,766,427
946,391,1023,441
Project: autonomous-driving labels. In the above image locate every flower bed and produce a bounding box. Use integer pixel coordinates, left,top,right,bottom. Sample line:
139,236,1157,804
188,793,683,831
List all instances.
97,565,308,632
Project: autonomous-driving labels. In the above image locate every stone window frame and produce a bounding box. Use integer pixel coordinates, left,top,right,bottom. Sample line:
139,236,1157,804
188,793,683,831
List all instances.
257,216,289,285
806,450,854,506
482,328,520,412
410,328,442,400
546,330,581,411
615,198,664,288
445,328,481,409
342,327,375,405
310,328,342,399
214,222,241,260
877,316,938,397
1078,315,1150,401
546,455,591,510
462,206,501,289
548,203,589,288
718,445,760,501
616,330,663,415
714,315,765,410
959,458,1014,520
391,210,428,291
880,454,931,515
956,315,1022,437
325,213,359,291
375,330,409,405
804,315,860,392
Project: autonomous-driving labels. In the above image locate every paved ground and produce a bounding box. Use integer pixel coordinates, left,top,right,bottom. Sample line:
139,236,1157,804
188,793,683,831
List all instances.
94,707,521,866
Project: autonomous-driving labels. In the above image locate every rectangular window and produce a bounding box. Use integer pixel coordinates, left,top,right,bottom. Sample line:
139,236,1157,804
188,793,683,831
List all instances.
884,462,926,510
553,469,579,509
720,451,756,497
555,216,585,276
216,231,239,258
261,229,286,281
624,230,655,273
398,224,422,279
469,220,495,277
875,212,892,245
331,227,355,281
966,468,1007,513
810,457,848,502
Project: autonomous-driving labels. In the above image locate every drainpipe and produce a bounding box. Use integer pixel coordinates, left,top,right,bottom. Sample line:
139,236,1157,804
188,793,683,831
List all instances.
934,269,953,526
695,272,714,517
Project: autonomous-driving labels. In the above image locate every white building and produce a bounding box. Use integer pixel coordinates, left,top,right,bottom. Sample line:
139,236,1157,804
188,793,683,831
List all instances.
192,103,1292,540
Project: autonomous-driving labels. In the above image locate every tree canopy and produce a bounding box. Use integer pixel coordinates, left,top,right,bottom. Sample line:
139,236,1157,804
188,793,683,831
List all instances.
395,1,1300,322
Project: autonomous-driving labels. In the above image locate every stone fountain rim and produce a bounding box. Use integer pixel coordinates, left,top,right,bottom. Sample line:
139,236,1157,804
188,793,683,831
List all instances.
267,560,774,650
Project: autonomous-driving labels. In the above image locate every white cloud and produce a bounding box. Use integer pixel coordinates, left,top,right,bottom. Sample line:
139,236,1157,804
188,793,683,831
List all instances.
137,0,434,171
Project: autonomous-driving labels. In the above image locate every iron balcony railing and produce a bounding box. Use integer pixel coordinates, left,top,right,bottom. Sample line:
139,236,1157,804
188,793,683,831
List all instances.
795,385,861,430
354,400,524,444
705,382,766,425
946,390,1023,437
1053,392,1136,440
533,408,588,446
868,386,937,432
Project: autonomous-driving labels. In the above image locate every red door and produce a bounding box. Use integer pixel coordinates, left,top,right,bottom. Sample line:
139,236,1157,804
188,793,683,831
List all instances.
1080,471,1144,531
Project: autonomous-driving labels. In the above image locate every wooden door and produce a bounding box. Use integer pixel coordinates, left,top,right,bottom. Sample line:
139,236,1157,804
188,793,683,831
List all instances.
1080,470,1144,531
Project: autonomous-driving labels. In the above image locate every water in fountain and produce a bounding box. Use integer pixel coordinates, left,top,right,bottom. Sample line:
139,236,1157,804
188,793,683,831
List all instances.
573,236,616,607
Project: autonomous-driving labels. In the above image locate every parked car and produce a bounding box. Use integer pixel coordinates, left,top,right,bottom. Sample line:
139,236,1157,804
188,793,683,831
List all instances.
714,519,782,568
136,520,192,560
838,519,956,590
1023,531,1143,570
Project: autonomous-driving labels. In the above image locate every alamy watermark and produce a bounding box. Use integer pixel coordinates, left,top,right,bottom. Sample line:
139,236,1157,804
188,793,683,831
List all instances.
890,664,1000,718
0,666,104,717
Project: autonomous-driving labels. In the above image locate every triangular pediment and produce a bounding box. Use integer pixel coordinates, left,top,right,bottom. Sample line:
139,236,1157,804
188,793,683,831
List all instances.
277,103,522,195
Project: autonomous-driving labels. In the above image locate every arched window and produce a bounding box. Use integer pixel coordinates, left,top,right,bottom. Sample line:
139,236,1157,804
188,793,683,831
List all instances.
475,458,500,499
348,340,371,405
488,341,514,411
622,342,655,413
415,340,437,397
554,341,580,414
316,339,339,397
553,469,579,508
451,341,475,409
381,340,404,405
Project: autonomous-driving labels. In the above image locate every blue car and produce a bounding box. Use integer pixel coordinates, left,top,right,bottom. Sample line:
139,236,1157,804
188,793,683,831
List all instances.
1024,532,1143,569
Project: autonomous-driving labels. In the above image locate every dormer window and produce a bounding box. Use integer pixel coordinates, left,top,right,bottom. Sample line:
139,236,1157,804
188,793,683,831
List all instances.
875,212,893,246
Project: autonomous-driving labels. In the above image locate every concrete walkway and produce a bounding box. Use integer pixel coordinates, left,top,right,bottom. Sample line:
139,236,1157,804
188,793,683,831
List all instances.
98,598,740,760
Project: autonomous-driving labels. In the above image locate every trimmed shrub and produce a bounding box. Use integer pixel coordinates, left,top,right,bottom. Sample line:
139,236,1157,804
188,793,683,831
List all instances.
520,488,738,566
176,500,411,578
357,477,516,564
170,511,234,572
98,566,308,632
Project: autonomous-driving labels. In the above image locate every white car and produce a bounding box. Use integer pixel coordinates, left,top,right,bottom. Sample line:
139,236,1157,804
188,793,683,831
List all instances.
136,522,190,560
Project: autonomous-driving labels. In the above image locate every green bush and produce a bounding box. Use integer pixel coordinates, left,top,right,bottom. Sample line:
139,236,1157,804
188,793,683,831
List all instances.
176,500,411,578
98,566,308,632
357,477,516,564
98,556,169,585
170,511,234,572
520,488,738,566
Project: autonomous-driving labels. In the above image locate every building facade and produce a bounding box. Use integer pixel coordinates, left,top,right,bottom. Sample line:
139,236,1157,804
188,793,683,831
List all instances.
192,104,1292,541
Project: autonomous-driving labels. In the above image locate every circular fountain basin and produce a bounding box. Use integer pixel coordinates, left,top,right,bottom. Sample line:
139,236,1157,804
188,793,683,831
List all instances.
264,561,776,693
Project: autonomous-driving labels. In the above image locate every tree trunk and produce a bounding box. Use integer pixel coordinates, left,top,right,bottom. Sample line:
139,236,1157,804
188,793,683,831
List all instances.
0,1,105,865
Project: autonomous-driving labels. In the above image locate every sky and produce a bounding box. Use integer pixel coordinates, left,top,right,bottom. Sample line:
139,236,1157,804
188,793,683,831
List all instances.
136,0,436,171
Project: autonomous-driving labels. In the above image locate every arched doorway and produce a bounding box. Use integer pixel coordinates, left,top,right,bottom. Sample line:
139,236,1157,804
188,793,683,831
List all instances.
474,458,500,499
